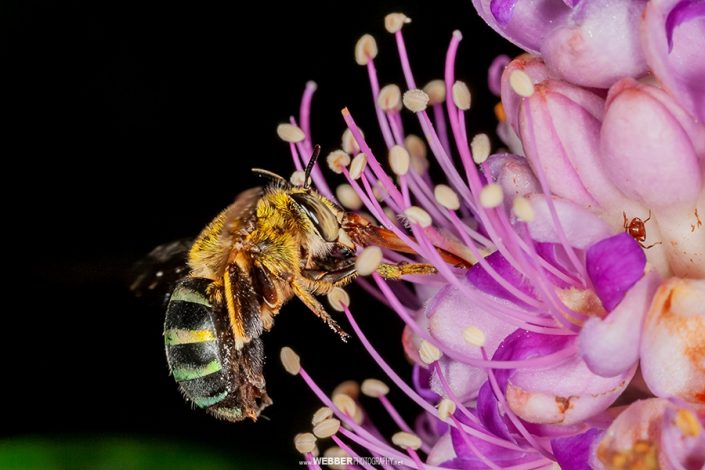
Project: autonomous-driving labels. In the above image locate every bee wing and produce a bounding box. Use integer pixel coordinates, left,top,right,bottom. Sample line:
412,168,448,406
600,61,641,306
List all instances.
342,212,472,267
130,238,193,303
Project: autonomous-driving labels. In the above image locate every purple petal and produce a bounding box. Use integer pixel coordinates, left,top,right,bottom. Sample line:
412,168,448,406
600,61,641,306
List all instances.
472,0,573,53
412,363,441,402
467,251,537,307
450,423,533,467
488,55,511,97
666,0,705,51
562,0,581,6
490,0,519,26
540,0,648,88
476,381,515,442
586,233,646,312
551,428,602,470
578,271,660,377
642,0,705,122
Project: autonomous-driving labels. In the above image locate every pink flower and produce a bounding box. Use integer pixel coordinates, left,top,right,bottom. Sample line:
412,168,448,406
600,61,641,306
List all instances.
275,6,704,469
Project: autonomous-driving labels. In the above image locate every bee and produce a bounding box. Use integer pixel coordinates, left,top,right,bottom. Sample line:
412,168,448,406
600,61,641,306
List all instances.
623,210,661,249
157,146,468,422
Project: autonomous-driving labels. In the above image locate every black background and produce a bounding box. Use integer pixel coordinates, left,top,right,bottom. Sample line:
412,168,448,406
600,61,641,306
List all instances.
4,0,515,466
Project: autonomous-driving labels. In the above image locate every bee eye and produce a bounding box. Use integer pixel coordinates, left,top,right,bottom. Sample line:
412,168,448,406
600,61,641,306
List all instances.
291,193,340,242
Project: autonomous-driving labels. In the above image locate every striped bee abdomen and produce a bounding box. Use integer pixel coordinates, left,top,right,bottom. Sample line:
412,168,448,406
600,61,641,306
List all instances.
164,278,241,418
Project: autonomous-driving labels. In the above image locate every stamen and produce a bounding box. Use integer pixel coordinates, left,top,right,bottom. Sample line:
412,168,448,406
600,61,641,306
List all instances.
332,393,359,420
294,433,317,454
452,80,472,110
470,133,491,164
356,246,383,276
480,183,504,208
378,84,403,112
509,70,535,97
403,89,430,113
404,206,433,227
313,418,341,438
326,150,351,174
324,446,350,470
437,398,457,421
384,13,411,33
276,123,305,143
405,135,430,175
512,196,535,222
423,79,446,105
327,287,350,312
290,170,306,186
349,152,368,180
418,339,442,364
389,145,410,176
280,346,301,375
361,378,390,398
434,184,460,210
336,184,363,210
354,34,378,66
333,380,360,399
342,128,362,154
462,325,486,347
391,431,422,450
312,407,334,426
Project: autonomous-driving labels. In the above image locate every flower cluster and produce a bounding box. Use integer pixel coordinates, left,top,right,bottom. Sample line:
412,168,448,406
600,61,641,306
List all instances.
278,4,704,469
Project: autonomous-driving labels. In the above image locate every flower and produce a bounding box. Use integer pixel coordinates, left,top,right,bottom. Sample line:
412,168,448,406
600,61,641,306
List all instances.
276,7,704,470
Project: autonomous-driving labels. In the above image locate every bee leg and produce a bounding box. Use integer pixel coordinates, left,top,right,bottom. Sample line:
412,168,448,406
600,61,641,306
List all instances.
376,262,437,280
291,281,350,342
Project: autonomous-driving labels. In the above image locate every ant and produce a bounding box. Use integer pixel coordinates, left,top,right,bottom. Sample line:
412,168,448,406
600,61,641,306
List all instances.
623,210,661,249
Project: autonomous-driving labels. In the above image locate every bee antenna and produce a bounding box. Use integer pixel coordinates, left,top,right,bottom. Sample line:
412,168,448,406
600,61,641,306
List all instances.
251,168,288,185
303,144,321,189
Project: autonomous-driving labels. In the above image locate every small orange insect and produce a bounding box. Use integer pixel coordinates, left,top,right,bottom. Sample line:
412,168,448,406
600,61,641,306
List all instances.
623,210,661,249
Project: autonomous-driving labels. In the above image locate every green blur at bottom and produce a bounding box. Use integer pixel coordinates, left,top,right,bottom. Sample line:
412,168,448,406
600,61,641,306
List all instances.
0,437,289,470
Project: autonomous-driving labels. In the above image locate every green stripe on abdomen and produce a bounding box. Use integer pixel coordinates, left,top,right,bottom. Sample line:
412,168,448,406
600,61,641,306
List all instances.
172,359,222,381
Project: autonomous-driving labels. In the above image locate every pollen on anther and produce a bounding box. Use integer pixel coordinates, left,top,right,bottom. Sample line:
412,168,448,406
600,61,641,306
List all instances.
327,287,350,312
405,135,429,174
438,398,457,420
471,133,491,164
354,34,378,66
512,196,535,222
324,447,349,470
326,150,351,174
333,380,360,399
419,340,442,364
389,145,410,176
384,13,411,33
391,431,422,450
462,325,486,347
349,153,367,180
342,128,362,154
312,406,334,426
509,70,535,97
336,184,363,210
378,84,403,112
480,183,504,209
332,393,358,418
403,89,430,113
313,418,341,439
361,378,390,397
452,81,471,110
280,346,301,375
675,408,702,437
434,184,460,211
404,206,432,228
290,171,306,186
276,123,305,143
423,80,446,105
355,246,383,276
294,433,317,454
